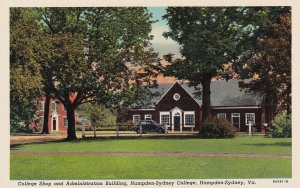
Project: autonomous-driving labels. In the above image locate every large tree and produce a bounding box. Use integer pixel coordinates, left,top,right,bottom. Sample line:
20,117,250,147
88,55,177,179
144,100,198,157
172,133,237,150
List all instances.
162,7,248,120
237,7,291,121
77,103,116,127
10,8,42,133
35,8,157,140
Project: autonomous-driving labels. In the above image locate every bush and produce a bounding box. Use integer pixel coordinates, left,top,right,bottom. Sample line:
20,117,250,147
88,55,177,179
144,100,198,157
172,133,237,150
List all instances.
268,113,291,138
199,117,238,138
118,120,136,131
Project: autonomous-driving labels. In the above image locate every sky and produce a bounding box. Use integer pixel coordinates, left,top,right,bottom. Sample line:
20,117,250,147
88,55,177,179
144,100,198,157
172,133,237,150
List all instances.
147,7,181,58
146,7,181,83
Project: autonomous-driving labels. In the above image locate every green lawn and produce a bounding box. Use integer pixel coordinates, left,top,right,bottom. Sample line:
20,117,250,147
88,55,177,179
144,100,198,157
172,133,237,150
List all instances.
10,136,292,179
11,136,291,154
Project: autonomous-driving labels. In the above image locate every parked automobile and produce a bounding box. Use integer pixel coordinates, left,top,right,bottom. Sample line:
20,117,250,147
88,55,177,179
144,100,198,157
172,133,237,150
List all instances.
133,120,167,134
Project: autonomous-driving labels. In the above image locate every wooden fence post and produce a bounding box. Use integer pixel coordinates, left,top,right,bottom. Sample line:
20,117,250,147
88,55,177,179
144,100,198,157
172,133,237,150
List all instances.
116,124,119,137
139,124,142,137
82,123,85,138
93,122,96,138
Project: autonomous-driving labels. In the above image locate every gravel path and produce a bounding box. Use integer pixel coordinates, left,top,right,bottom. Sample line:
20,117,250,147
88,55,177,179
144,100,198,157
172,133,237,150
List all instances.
10,151,291,158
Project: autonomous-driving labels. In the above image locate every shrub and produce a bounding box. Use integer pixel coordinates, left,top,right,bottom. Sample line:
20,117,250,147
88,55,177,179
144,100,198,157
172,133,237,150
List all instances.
199,117,238,138
268,113,291,138
118,120,136,131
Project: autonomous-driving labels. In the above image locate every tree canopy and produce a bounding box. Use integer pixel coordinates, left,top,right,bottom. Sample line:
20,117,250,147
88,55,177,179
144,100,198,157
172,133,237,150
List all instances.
237,7,291,117
10,8,43,133
162,7,291,123
36,7,157,140
162,7,249,119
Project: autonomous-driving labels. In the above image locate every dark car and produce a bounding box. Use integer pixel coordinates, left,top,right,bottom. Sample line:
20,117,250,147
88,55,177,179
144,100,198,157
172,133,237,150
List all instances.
133,120,167,134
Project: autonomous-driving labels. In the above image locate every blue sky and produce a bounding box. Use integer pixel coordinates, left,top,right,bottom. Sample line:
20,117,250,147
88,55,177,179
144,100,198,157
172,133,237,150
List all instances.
147,7,180,58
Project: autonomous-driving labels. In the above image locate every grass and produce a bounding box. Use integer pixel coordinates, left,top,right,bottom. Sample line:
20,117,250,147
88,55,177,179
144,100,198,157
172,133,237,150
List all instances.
10,155,291,179
10,136,292,179
11,136,291,154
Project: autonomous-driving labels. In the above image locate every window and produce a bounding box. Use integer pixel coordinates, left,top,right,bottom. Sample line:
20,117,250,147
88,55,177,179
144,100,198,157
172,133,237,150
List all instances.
184,112,195,127
231,113,240,129
144,114,152,120
51,102,57,111
39,101,45,111
160,112,170,127
63,117,68,127
133,115,141,124
246,113,255,126
217,113,226,119
173,93,181,101
161,115,170,125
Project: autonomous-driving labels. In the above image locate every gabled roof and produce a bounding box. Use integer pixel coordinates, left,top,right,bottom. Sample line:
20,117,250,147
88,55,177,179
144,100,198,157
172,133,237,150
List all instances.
146,79,263,108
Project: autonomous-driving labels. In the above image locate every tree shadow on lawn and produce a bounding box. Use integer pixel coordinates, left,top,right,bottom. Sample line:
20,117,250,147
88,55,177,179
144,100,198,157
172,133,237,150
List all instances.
12,135,289,151
10,135,202,151
242,142,291,147
10,140,72,150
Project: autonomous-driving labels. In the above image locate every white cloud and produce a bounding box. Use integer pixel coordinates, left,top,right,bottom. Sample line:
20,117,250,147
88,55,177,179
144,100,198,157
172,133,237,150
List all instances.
150,27,181,57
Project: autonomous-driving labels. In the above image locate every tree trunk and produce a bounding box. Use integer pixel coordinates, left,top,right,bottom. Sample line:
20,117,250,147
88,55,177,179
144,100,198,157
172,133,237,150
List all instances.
42,92,50,134
66,106,77,140
201,77,212,121
264,94,274,126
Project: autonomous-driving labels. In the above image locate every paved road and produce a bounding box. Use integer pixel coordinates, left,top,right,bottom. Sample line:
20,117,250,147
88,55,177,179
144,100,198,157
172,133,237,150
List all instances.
10,151,291,158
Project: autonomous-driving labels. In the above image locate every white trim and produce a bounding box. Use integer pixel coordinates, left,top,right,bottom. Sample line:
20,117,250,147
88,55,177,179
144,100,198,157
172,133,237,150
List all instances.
245,113,255,126
180,86,202,107
211,106,260,109
144,114,152,120
184,111,195,127
217,113,226,119
151,82,202,107
51,102,57,111
173,93,180,101
51,112,59,131
171,107,182,132
63,116,68,127
39,101,45,111
231,113,240,129
132,114,141,123
156,82,177,105
129,108,155,111
159,111,170,128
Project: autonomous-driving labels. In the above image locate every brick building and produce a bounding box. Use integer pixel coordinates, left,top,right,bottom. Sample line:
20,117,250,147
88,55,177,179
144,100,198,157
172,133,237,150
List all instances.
32,95,79,132
127,79,267,132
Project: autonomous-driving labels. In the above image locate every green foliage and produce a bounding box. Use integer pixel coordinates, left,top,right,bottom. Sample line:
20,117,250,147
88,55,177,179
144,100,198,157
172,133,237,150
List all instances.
238,7,291,115
77,103,116,128
14,7,159,140
162,7,252,119
268,113,291,138
10,8,42,133
199,117,237,138
118,120,136,131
